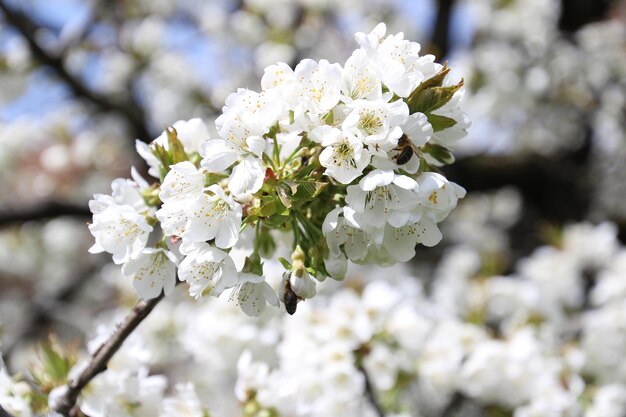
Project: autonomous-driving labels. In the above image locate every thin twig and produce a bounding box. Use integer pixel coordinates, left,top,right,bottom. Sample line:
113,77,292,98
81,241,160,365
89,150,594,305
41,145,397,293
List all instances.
0,201,90,230
356,362,386,417
0,0,151,142
50,294,165,417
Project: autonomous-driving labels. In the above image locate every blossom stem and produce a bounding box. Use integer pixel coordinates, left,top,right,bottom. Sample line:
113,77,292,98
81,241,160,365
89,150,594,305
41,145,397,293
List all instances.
281,146,304,171
291,215,301,248
50,294,165,416
272,137,281,168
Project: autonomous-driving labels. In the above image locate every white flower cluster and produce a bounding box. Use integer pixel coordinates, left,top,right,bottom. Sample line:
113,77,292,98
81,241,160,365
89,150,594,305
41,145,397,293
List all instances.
87,23,468,316
6,218,626,417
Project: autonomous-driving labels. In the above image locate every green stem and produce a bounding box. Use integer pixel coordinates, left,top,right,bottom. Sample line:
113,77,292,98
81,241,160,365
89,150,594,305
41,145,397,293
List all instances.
291,215,301,249
254,220,261,253
281,147,303,170
272,137,281,168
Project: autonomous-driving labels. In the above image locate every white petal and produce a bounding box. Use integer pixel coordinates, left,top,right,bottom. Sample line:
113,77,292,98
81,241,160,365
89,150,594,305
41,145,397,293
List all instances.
228,157,265,196
201,140,240,172
216,214,241,249
359,169,394,191
159,162,204,202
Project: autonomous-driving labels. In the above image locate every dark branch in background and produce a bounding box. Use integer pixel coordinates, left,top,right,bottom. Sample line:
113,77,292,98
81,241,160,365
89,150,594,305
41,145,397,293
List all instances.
440,392,466,417
56,0,105,56
430,0,456,60
558,0,613,33
0,0,152,142
0,201,90,230
0,406,17,417
3,261,101,362
443,150,592,269
51,294,164,417
445,152,590,223
356,362,385,417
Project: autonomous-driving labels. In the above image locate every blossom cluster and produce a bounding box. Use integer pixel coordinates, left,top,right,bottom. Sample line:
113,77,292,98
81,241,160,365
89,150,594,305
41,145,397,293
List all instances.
5,219,625,417
87,23,469,316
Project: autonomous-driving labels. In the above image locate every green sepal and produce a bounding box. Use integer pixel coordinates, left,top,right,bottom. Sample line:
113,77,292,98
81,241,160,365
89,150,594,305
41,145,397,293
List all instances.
278,257,292,270
242,253,264,276
205,172,228,187
141,183,162,207
323,110,334,125
266,122,280,139
152,143,170,169
257,225,277,258
166,127,189,164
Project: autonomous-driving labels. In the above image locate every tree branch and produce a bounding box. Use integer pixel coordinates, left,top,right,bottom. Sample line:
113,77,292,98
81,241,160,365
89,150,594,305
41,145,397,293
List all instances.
50,294,165,417
0,201,90,230
356,362,385,417
440,391,466,416
0,0,151,142
430,0,456,60
2,261,102,361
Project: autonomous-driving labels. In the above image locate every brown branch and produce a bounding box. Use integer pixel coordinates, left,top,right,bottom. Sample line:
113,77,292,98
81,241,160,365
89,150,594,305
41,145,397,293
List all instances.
51,294,165,417
0,201,90,230
0,0,151,142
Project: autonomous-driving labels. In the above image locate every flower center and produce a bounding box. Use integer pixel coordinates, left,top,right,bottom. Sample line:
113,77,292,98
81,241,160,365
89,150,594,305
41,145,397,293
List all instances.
332,141,357,168
359,110,383,135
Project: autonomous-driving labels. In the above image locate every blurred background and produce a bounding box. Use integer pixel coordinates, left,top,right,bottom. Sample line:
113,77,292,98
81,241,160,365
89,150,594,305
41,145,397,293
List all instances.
0,0,625,416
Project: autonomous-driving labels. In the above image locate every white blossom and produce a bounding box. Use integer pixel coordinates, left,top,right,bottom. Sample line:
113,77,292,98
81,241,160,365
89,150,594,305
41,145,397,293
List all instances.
122,248,178,299
183,184,242,248
230,273,279,317
178,241,238,299
89,204,153,265
315,126,370,184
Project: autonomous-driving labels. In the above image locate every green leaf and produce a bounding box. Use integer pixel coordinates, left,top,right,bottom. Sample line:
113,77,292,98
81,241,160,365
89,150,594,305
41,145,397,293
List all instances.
248,196,281,218
277,186,293,209
407,80,464,115
412,63,451,94
292,181,328,201
428,114,458,132
422,143,455,165
283,180,299,194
